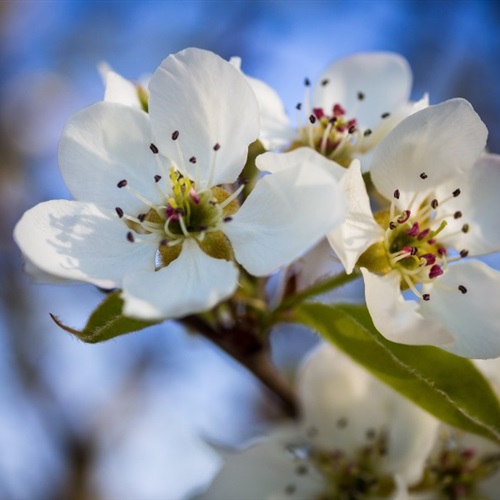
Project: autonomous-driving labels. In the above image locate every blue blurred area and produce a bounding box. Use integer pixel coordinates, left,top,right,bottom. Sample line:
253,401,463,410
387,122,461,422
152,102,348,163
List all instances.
1,1,499,498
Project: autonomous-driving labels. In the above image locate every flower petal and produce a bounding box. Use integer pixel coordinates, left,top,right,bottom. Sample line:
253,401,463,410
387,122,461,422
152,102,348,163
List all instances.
59,102,161,213
312,52,412,129
224,156,345,276
327,160,384,274
13,200,157,289
148,48,259,187
200,431,323,500
434,154,500,256
297,343,438,483
99,64,142,108
361,269,454,347
370,99,488,208
121,239,238,320
420,260,500,359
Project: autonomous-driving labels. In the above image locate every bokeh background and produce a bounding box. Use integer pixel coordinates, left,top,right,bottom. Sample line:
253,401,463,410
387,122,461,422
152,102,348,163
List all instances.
1,1,499,499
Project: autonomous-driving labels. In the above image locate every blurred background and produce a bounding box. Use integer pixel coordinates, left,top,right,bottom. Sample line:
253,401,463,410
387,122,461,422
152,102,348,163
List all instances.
1,1,499,498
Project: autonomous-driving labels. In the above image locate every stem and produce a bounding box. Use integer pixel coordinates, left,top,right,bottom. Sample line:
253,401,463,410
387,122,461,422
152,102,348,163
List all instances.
181,315,299,418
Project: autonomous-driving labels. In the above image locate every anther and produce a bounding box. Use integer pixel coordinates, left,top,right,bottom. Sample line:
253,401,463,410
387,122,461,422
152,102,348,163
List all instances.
189,156,197,163
418,228,430,240
126,231,135,243
149,143,159,154
397,210,411,223
462,223,470,233
460,249,469,258
295,103,302,111
363,129,372,137
381,112,390,119
138,213,146,222
154,175,161,183
117,179,128,188
115,207,124,218
329,117,337,125
304,77,310,86
452,188,461,197
437,247,447,256
389,221,396,230
171,130,179,141
348,125,356,134
420,253,436,265
357,91,365,100
393,189,400,199
431,199,439,209
458,285,467,294
321,78,329,86
160,238,168,246
422,294,431,301
223,216,233,222
406,222,420,237
213,143,221,151
429,264,444,279
420,172,428,179
454,211,462,219
308,114,316,124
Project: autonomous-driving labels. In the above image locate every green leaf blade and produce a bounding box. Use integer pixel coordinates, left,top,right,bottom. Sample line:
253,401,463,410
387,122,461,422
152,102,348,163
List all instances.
293,302,500,443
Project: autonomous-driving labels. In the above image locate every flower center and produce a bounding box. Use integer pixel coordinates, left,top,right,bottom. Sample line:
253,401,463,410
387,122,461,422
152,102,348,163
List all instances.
115,142,241,268
291,80,391,166
359,179,470,301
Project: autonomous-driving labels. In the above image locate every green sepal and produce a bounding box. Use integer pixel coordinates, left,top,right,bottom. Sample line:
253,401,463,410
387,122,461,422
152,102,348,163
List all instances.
292,302,500,444
50,291,158,343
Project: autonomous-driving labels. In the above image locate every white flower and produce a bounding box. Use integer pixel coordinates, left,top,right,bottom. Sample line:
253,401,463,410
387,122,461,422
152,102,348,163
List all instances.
200,343,439,500
14,48,345,320
237,52,427,169
328,98,500,359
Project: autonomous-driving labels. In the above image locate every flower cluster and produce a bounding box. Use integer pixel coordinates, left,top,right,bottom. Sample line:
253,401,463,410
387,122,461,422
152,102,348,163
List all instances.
13,48,500,499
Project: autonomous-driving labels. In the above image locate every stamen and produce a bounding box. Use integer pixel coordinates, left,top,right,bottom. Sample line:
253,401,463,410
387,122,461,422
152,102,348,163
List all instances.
397,210,411,224
452,188,461,197
363,129,372,137
154,175,162,183
295,103,302,110
223,216,233,222
417,228,430,240
462,223,469,233
406,222,420,237
420,172,428,179
422,293,431,301
219,183,245,210
117,179,128,188
357,91,365,100
381,112,390,119
309,114,316,124
304,77,310,86
454,211,462,219
321,78,329,86
126,231,135,243
138,213,146,222
189,156,197,163
429,264,444,279
420,253,436,265
171,130,179,141
431,199,439,209
389,221,396,230
458,285,467,294
150,143,159,154
460,249,469,258
394,189,400,200
213,143,221,151
115,207,124,218
348,125,356,134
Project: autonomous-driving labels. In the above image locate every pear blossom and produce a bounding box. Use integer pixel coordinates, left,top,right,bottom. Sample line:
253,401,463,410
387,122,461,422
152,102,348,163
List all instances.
14,48,345,320
199,343,439,500
328,98,500,359
237,52,427,169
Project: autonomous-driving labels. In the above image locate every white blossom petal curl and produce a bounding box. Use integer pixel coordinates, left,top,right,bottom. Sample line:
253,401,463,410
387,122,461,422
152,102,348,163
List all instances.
14,200,157,290
361,268,454,348
98,63,143,108
59,102,160,213
224,154,346,276
148,48,260,188
121,239,239,320
312,51,412,131
370,98,488,209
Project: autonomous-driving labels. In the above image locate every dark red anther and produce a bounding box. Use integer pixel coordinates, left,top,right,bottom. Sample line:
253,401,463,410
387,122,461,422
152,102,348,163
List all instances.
452,188,461,197
313,108,324,119
138,213,146,222
397,210,411,223
420,253,436,265
417,228,430,240
393,189,400,200
454,211,462,219
381,112,390,119
420,172,428,179
126,231,135,243
460,249,469,258
333,103,346,116
115,207,124,218
171,130,179,140
389,221,396,230
213,143,221,151
223,216,233,222
437,247,447,256
357,91,365,100
295,103,302,111
304,77,310,86
309,114,316,124
431,199,439,209
321,79,329,86
429,264,444,279
363,129,372,137
150,143,159,154
422,294,431,301
154,175,161,183
458,285,467,294
348,125,356,134
160,238,168,246
462,223,470,233
117,179,128,188
406,222,420,237
189,156,197,164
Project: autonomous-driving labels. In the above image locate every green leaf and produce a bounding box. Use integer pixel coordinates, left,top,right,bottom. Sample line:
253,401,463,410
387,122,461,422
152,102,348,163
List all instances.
50,291,157,343
292,302,500,444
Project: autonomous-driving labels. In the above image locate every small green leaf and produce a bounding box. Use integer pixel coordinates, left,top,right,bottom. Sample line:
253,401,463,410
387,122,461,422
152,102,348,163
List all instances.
292,302,500,443
50,291,157,343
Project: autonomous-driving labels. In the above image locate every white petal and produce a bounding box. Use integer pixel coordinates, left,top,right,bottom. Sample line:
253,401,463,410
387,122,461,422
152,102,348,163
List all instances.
22,255,75,284
59,102,161,213
148,48,259,187
361,269,454,347
327,160,384,273
420,260,500,359
244,73,295,150
99,64,142,108
121,239,238,320
297,343,438,483
434,153,500,256
200,431,323,500
256,146,344,178
224,159,345,276
13,200,157,289
370,99,488,208
312,52,412,129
